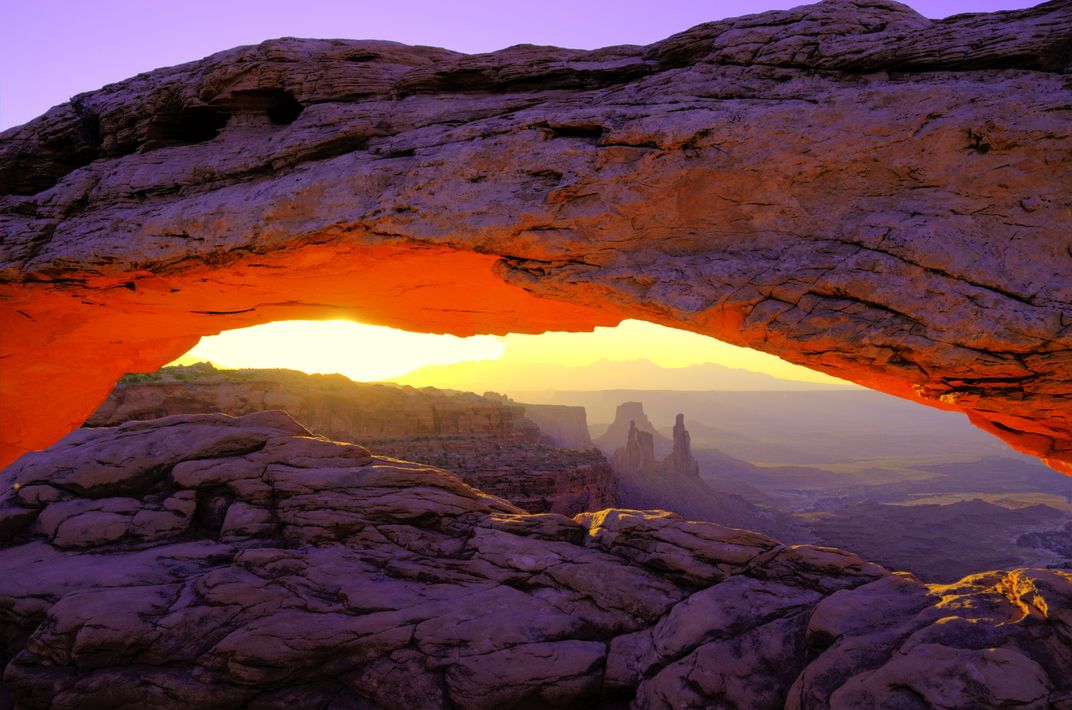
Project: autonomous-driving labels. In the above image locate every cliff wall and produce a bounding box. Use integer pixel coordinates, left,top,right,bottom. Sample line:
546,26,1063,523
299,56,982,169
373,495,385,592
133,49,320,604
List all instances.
86,364,616,515
520,403,593,450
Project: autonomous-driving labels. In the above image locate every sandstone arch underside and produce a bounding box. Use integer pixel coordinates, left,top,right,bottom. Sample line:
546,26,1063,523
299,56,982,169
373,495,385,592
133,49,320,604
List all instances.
0,0,1070,473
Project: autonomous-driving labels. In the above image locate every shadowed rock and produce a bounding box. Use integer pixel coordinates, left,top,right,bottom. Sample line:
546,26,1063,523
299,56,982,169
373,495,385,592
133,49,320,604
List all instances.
0,412,1069,707
667,413,700,479
596,402,670,459
0,1,1070,475
85,364,617,516
614,420,658,477
606,405,802,538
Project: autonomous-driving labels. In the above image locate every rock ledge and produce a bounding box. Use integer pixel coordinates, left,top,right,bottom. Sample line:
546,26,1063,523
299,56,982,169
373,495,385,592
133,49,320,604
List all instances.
1,412,1069,708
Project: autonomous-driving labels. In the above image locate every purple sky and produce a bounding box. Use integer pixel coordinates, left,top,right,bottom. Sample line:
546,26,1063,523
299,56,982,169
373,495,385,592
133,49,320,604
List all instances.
2,0,1038,131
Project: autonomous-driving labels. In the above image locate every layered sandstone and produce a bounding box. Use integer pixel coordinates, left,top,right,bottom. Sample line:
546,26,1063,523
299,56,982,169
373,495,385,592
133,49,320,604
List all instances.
606,406,699,479
89,363,541,442
595,402,671,458
86,364,616,515
1,1,1070,473
605,403,803,539
666,413,701,479
518,402,593,449
481,392,596,449
372,438,615,515
613,420,659,476
1,412,1069,708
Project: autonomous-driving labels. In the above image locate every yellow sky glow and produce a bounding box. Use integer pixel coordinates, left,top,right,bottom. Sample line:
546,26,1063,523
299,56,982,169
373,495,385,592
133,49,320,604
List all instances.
170,319,847,385
497,321,839,380
172,321,505,381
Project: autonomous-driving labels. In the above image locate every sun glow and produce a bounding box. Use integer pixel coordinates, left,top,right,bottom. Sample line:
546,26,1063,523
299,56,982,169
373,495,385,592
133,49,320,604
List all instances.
170,319,848,386
496,320,838,380
171,320,505,381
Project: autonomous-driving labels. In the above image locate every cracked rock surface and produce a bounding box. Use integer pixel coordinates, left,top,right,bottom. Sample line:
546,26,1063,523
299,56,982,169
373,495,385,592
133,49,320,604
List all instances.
1,0,1070,473
85,364,618,516
0,412,1070,708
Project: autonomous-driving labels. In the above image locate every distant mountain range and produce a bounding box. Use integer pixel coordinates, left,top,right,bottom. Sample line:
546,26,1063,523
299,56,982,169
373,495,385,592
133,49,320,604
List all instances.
519,389,1023,466
392,358,858,393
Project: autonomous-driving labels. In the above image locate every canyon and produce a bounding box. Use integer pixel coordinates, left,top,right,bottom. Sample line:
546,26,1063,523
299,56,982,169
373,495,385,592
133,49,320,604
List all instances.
87,363,614,516
0,0,1070,474
581,396,1072,579
1,412,1069,708
602,402,806,540
87,370,807,540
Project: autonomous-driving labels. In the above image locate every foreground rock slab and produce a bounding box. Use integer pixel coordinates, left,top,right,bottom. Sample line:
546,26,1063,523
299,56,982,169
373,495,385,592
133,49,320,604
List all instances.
87,363,617,516
0,412,1069,708
1,1,1071,474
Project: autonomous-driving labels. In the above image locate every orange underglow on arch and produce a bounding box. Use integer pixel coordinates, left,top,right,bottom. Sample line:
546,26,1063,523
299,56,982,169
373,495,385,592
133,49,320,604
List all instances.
0,241,628,467
1,240,1069,477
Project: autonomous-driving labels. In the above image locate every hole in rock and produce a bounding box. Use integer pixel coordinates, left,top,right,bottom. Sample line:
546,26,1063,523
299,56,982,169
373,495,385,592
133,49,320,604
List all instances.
543,122,605,140
266,92,304,125
78,317,1072,586
213,88,306,125
195,488,236,534
145,105,229,148
344,51,379,63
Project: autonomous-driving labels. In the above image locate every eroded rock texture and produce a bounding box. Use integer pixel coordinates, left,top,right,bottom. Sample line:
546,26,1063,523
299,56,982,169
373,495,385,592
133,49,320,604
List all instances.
605,404,803,539
596,402,671,458
89,364,542,442
87,364,617,515
518,402,594,450
1,412,1070,708
1,0,1071,472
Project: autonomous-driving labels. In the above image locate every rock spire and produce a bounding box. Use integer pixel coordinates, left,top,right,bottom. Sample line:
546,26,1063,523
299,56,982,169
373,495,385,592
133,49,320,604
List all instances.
611,407,701,479
667,413,700,479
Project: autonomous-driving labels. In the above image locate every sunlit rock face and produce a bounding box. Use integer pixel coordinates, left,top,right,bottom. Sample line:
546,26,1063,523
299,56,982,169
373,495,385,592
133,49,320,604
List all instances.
1,0,1070,472
1,412,1069,707
88,364,543,443
87,364,617,516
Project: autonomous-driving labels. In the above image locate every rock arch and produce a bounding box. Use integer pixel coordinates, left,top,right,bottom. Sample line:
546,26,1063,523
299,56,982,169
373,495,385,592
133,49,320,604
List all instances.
1,0,1070,473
